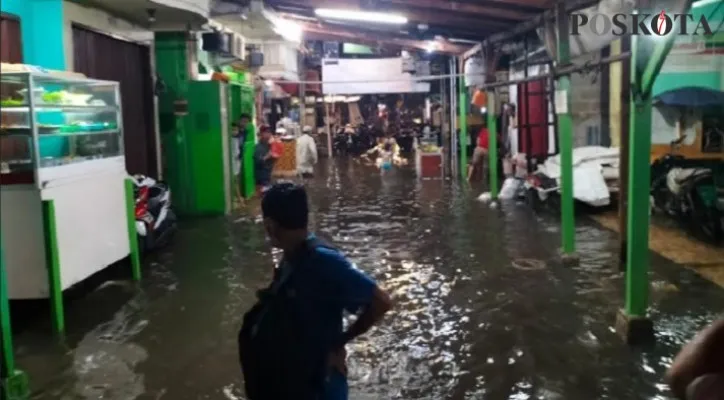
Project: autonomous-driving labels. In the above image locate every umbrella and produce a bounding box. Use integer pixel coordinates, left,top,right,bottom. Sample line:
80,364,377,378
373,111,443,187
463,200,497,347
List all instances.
653,86,724,108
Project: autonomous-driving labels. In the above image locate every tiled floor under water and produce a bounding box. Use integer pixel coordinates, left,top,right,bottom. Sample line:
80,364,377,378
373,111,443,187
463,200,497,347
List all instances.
10,159,724,399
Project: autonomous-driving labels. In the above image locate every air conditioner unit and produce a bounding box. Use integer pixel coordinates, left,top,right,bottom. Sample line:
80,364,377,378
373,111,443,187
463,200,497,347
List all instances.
401,54,416,73
202,31,231,54
248,51,264,68
227,33,246,60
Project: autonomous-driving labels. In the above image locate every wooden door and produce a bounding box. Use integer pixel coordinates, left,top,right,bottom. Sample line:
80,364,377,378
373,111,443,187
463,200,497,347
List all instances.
72,26,157,177
0,13,32,184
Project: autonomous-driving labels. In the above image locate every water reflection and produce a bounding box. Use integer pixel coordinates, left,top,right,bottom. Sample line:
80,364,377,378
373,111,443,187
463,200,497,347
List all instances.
12,159,724,399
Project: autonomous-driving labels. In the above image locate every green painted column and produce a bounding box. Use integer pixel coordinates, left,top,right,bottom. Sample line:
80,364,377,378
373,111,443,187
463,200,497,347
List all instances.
487,92,499,199
624,9,686,316
556,3,576,254
1,240,30,400
41,200,64,337
124,179,142,281
459,77,468,179
625,89,653,316
618,1,693,342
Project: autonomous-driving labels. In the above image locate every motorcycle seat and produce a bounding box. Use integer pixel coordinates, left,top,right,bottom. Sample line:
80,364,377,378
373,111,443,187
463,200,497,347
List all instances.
673,168,711,184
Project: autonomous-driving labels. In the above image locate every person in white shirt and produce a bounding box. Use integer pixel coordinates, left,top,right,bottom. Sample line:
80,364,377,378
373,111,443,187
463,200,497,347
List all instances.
296,126,318,178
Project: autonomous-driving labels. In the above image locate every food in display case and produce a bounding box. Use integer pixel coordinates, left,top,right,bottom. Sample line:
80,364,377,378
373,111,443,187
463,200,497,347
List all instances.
0,71,124,185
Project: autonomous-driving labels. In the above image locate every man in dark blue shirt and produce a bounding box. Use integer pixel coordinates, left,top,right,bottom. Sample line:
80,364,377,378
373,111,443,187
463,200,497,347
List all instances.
259,183,393,399
254,126,277,195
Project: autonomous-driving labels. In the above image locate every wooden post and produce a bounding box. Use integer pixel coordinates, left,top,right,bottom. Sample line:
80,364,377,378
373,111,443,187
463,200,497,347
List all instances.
325,102,332,158
459,59,469,179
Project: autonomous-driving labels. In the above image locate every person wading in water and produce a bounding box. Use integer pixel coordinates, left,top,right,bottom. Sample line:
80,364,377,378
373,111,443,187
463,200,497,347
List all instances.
296,125,318,178
238,183,393,400
253,126,278,196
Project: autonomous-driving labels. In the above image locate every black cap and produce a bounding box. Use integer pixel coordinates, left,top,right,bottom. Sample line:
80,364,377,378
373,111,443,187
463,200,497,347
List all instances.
261,182,309,229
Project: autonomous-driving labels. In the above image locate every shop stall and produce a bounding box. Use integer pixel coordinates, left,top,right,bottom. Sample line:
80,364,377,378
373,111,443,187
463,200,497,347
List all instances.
415,139,444,179
272,134,298,177
0,67,135,301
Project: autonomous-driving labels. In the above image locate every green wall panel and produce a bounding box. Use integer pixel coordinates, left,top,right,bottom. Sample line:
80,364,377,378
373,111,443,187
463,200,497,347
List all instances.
187,81,228,215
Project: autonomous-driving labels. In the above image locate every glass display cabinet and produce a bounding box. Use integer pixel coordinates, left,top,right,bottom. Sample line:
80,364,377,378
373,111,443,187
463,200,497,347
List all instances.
0,69,133,301
1,72,124,186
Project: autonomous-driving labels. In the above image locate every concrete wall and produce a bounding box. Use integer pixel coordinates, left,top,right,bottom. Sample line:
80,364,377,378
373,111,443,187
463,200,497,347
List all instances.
1,0,67,70
569,52,603,148
608,39,624,148
63,1,153,70
151,0,210,20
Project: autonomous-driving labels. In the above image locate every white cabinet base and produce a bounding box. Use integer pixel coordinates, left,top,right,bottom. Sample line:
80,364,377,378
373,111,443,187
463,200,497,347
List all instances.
1,162,130,299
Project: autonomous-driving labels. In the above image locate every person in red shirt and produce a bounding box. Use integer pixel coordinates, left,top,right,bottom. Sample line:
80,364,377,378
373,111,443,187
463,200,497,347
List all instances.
467,122,491,182
271,128,285,159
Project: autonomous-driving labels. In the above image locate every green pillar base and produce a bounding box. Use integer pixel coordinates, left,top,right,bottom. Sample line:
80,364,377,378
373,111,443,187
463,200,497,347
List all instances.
2,370,30,400
558,249,580,267
615,308,655,346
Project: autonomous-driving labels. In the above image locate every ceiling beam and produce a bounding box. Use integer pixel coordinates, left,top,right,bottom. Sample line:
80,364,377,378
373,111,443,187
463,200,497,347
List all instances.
381,0,537,21
299,22,470,54
444,0,551,11
278,11,498,41
267,0,514,29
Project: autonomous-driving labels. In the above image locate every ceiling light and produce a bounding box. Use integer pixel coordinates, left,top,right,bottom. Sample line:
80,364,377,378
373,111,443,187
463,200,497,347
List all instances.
426,41,437,53
273,20,303,43
314,8,407,24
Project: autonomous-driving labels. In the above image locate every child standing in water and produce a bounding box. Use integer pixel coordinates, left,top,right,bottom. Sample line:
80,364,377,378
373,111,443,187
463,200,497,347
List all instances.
364,134,403,170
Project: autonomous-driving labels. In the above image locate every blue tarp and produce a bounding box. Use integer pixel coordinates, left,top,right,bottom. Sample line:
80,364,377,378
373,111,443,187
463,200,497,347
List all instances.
654,86,724,107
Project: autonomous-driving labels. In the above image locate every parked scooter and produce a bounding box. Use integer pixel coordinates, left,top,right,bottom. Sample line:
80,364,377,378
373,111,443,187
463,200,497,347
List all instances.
650,137,724,243
131,175,178,253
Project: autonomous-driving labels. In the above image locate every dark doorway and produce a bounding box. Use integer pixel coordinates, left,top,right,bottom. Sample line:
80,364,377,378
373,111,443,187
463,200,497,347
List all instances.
72,25,157,177
0,13,23,63
0,13,33,184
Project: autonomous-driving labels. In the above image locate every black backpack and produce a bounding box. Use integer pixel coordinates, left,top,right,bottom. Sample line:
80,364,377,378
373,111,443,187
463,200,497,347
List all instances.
238,238,336,400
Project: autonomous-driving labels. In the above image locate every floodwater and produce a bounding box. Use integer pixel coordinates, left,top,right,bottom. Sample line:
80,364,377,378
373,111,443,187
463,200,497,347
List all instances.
11,158,724,400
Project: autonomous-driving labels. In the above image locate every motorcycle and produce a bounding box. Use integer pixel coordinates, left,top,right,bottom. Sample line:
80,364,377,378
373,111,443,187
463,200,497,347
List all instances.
650,137,724,244
131,174,178,253
524,146,620,210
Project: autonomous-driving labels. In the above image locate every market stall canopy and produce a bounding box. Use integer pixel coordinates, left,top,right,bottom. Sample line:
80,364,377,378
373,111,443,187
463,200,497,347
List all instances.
654,87,724,108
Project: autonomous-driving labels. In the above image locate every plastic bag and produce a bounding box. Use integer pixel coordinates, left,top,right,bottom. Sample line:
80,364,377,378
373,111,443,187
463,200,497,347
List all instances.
499,178,521,200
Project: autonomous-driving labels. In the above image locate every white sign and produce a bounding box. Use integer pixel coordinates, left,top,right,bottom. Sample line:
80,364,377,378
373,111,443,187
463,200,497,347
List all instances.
554,90,568,114
322,58,430,94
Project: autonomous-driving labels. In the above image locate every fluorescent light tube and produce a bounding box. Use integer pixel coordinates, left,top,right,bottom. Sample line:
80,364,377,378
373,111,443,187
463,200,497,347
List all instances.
315,8,407,24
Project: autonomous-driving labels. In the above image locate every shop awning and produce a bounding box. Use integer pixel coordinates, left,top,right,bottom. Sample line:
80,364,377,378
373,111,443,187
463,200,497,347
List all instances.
654,86,724,108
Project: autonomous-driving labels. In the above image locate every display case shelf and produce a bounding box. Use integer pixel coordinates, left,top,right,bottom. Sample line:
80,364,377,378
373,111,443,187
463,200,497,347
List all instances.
0,72,124,187
2,105,119,113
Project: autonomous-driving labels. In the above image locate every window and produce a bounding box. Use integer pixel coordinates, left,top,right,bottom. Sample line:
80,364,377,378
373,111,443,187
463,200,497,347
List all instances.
702,107,724,153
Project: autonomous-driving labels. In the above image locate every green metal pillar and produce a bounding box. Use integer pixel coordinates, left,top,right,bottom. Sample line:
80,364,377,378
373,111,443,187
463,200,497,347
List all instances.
1,239,30,400
487,92,499,199
625,82,653,317
459,77,468,179
617,0,692,344
625,5,688,317
555,2,576,255
124,178,142,281
41,200,64,337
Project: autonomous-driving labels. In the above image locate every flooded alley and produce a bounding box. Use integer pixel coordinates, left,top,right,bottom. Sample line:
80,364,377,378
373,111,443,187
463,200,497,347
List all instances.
11,160,724,400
